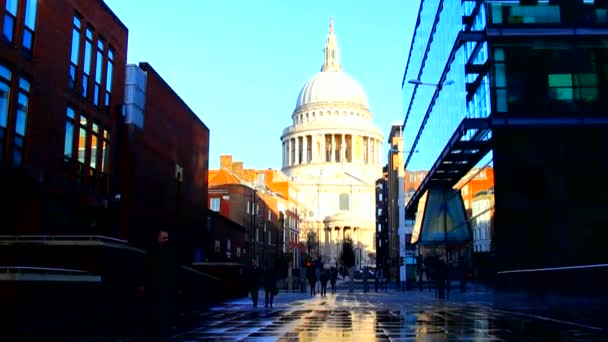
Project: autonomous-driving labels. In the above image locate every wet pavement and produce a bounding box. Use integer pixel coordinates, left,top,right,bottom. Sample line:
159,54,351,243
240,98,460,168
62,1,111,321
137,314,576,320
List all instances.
166,284,608,341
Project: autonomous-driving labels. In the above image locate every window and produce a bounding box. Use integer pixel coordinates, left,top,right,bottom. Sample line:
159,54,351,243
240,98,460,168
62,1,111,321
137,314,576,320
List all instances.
256,228,259,242
101,129,109,173
226,239,231,252
236,247,241,258
105,48,114,106
78,115,87,164
268,231,271,245
90,123,99,170
64,107,75,159
493,48,508,112
548,74,574,101
13,78,29,166
574,73,598,103
22,0,37,54
214,240,220,253
69,16,81,89
93,38,104,106
82,28,93,97
0,65,11,162
3,0,17,43
339,193,350,211
246,200,250,214
268,209,271,220
210,197,220,211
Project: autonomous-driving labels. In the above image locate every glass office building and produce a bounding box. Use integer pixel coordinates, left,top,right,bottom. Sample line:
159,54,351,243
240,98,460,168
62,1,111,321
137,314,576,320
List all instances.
403,0,608,291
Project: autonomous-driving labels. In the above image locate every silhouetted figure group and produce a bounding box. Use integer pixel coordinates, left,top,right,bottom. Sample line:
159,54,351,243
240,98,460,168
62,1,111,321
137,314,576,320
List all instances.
246,260,279,308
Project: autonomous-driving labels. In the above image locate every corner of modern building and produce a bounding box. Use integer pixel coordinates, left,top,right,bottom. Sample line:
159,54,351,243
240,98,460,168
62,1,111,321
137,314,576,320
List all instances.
402,0,608,294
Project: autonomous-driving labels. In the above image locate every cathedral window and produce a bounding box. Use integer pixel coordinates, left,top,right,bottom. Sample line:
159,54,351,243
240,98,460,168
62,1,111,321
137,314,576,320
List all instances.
339,193,350,211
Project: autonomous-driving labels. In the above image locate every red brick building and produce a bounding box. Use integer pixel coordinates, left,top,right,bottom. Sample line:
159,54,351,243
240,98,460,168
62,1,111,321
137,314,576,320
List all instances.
0,0,132,338
118,62,210,261
208,156,300,270
0,0,127,235
0,2,216,337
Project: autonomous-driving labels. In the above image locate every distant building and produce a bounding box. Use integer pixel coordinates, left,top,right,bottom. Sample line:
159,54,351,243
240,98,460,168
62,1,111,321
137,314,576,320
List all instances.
281,19,383,268
208,156,301,269
375,167,389,276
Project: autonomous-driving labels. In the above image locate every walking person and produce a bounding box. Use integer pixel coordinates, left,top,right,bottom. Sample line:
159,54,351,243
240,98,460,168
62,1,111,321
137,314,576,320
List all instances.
319,269,329,298
307,268,317,296
330,267,338,294
139,228,181,342
264,266,277,307
362,267,369,293
247,260,262,307
374,268,380,293
416,254,424,292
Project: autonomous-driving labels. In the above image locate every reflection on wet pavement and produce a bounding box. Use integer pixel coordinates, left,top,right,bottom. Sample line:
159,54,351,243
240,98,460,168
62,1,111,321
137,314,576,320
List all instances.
173,292,608,341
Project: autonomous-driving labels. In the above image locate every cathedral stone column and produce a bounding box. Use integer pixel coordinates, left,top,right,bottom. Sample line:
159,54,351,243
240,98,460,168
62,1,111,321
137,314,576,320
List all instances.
322,134,327,163
331,134,336,163
376,139,381,164
371,138,376,165
288,138,293,166
303,135,308,164
340,134,346,162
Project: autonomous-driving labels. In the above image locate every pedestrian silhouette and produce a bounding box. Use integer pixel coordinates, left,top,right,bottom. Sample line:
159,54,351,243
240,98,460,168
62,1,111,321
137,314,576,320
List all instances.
319,269,329,297
140,228,180,341
247,260,262,307
264,266,277,307
330,267,338,294
362,267,369,293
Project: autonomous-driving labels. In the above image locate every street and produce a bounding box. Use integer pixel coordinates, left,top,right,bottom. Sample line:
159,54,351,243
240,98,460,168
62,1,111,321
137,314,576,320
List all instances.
153,282,608,341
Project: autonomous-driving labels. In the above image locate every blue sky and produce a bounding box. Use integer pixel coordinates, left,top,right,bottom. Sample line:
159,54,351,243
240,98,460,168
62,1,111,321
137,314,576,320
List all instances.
104,0,421,170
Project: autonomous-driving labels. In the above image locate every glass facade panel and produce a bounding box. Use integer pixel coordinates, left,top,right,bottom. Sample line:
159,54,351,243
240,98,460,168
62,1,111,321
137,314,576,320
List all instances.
495,44,606,116
487,1,608,26
404,0,484,171
403,0,441,126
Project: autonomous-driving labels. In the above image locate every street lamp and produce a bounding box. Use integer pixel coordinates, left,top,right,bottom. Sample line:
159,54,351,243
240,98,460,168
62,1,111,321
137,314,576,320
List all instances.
389,148,419,154
407,79,455,87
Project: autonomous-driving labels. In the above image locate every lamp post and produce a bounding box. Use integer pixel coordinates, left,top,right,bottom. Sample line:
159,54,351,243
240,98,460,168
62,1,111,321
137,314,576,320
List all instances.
388,147,418,290
407,79,455,87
